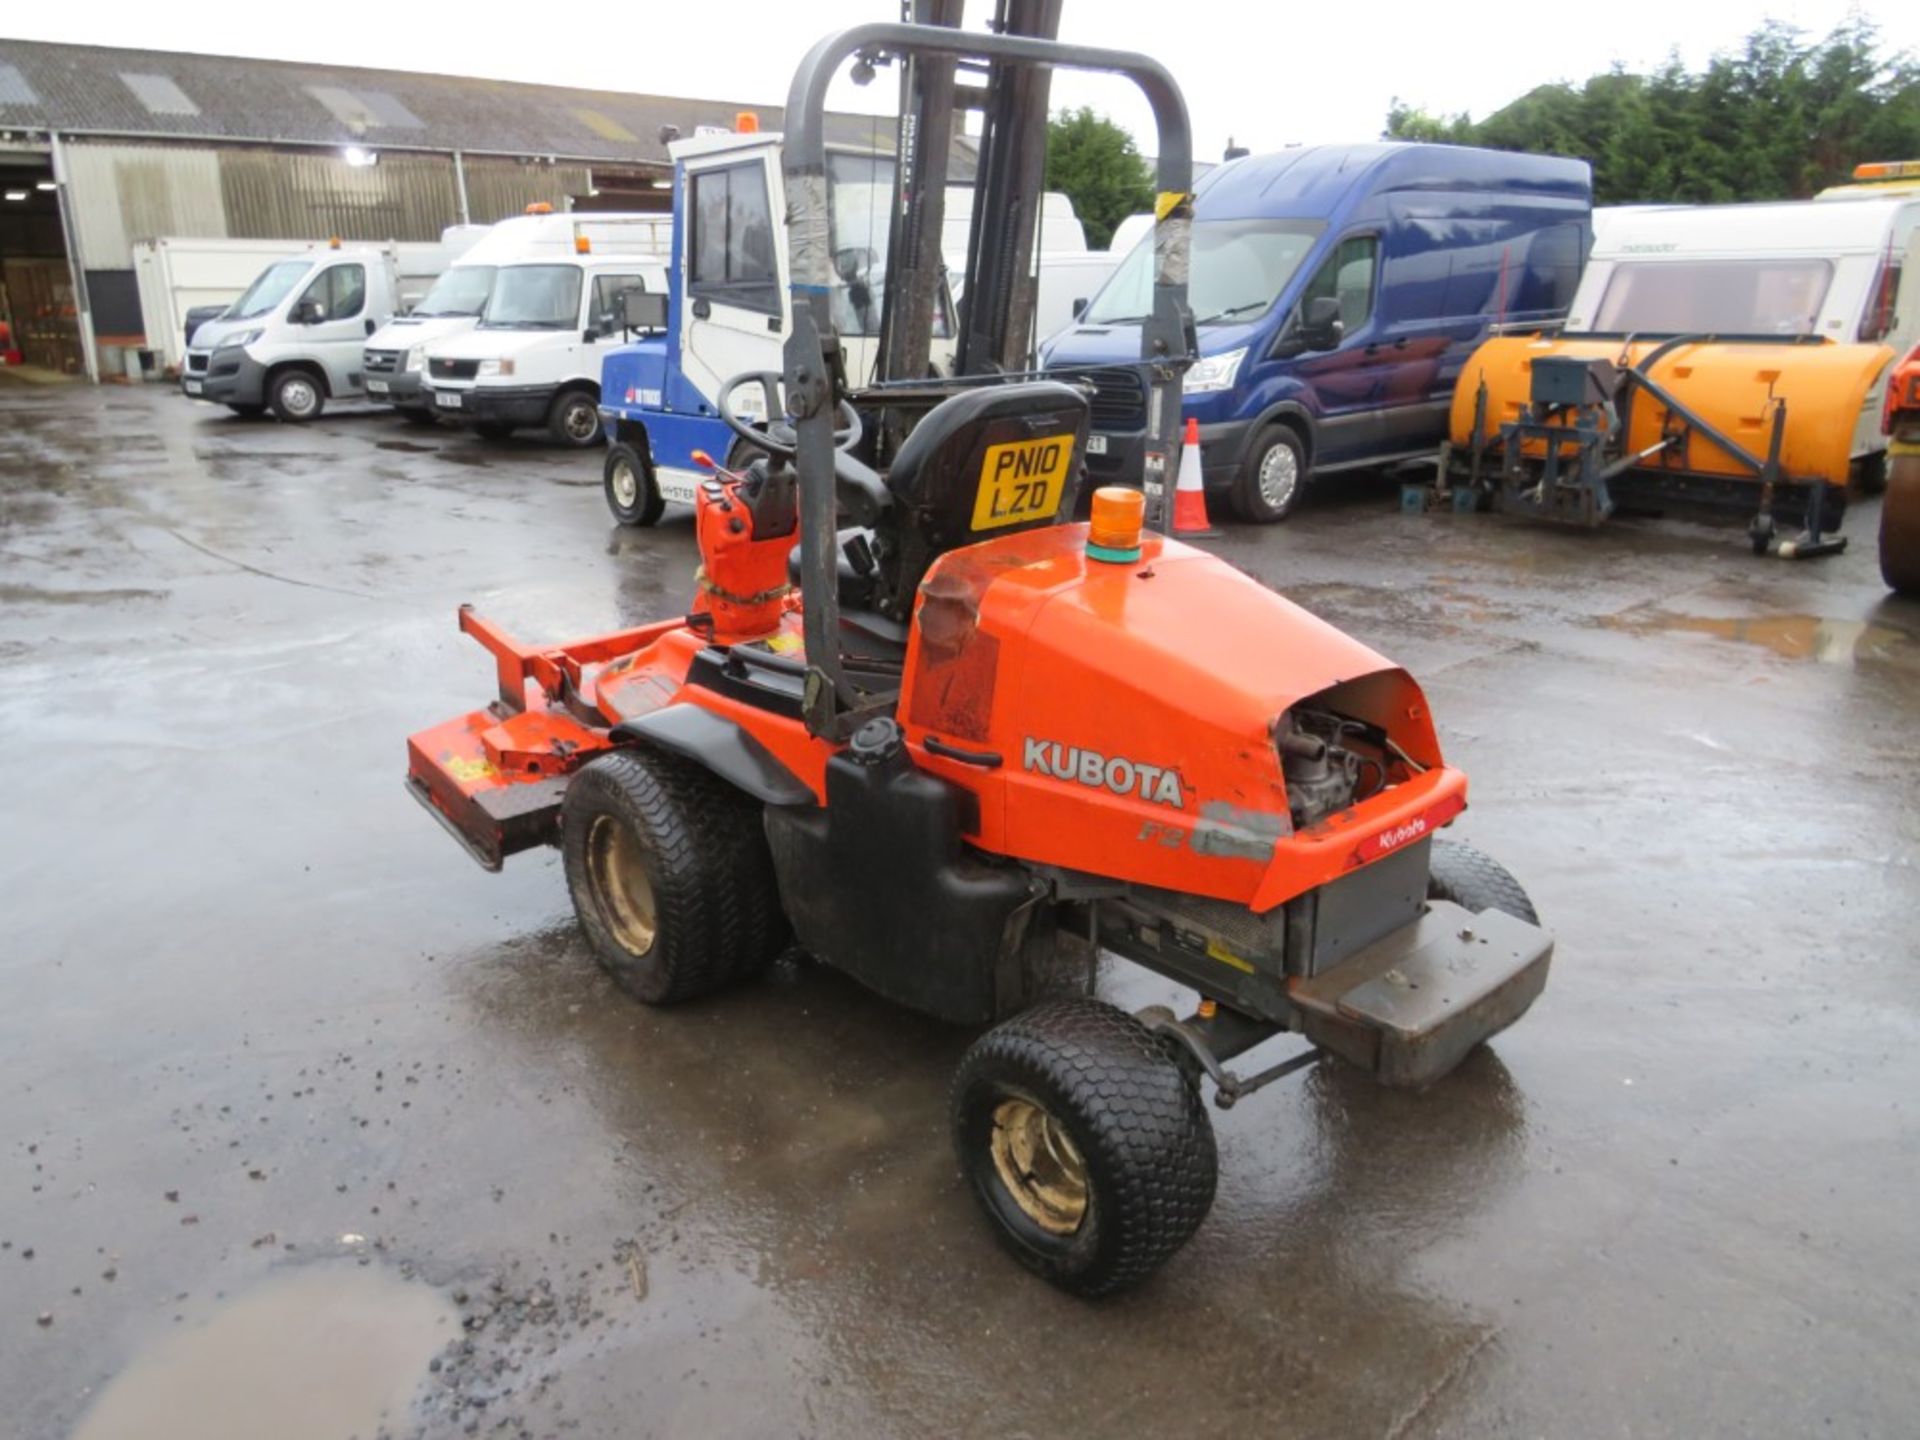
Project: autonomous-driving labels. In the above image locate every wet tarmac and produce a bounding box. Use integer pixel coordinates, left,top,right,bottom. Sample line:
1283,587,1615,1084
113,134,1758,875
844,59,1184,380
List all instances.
2,383,1916,1438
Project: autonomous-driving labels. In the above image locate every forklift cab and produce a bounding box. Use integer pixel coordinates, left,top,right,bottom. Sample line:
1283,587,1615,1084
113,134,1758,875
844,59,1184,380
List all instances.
672,130,957,402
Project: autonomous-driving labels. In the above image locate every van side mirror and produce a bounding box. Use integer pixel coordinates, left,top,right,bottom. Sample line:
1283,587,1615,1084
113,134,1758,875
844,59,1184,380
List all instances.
1300,296,1344,351
296,299,325,325
1071,297,1088,320
623,290,668,334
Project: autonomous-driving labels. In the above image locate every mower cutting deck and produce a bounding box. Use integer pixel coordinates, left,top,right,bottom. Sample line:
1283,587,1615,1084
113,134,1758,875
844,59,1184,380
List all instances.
405,21,1554,1297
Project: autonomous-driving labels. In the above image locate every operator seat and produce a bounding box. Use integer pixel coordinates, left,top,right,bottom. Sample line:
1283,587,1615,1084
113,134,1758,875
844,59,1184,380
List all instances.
867,380,1091,620
789,380,1091,624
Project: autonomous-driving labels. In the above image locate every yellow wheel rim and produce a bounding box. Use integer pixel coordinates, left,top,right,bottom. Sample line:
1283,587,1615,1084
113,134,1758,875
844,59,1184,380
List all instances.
989,1098,1089,1235
584,813,657,953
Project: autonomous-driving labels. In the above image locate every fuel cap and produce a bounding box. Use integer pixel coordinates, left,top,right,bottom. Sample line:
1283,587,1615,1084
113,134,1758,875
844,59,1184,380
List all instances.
847,717,904,765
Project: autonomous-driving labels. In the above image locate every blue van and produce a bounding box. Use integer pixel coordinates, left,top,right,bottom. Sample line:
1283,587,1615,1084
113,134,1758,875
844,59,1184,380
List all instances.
1040,143,1592,521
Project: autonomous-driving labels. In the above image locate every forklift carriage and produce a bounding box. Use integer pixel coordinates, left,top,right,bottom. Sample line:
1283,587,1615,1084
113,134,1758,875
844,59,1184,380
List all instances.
405,19,1554,1297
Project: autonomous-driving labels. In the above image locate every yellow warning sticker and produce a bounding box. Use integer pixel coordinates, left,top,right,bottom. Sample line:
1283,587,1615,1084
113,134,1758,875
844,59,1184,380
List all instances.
1205,937,1255,974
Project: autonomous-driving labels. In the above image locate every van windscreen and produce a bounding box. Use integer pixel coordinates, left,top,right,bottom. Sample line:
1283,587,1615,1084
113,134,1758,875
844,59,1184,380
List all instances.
481,265,583,329
1085,219,1324,327
414,266,497,318
1593,258,1833,336
226,260,312,320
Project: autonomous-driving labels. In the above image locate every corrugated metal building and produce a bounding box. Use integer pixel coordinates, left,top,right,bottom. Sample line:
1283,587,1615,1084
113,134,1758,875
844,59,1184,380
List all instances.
0,40,922,378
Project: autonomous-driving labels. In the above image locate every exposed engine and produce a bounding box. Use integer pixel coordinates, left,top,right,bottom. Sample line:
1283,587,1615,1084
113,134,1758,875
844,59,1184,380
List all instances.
1274,707,1393,829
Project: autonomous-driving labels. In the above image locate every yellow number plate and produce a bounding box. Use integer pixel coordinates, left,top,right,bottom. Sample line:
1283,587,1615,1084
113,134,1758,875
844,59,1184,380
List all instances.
971,435,1073,531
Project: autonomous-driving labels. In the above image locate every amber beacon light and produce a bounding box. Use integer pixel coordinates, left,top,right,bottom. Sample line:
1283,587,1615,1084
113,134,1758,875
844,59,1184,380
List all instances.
1087,486,1145,563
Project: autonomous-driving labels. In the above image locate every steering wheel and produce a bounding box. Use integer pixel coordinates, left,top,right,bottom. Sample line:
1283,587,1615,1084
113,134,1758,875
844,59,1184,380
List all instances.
717,371,862,459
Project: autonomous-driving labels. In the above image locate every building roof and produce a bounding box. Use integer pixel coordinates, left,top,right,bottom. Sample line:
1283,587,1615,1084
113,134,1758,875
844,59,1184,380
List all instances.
0,39,915,166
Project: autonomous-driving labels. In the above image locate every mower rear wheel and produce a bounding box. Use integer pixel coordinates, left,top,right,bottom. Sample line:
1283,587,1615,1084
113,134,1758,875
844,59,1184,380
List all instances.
951,998,1217,1297
1427,838,1539,925
604,442,664,527
561,749,787,1004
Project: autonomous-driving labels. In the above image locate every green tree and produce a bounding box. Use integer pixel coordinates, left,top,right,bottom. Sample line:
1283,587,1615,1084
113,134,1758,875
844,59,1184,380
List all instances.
1045,107,1154,249
1383,20,1920,204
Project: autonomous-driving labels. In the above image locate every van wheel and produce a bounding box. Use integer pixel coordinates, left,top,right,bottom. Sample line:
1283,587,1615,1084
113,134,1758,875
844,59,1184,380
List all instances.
604,442,664,527
549,388,602,448
268,369,325,423
1231,424,1307,523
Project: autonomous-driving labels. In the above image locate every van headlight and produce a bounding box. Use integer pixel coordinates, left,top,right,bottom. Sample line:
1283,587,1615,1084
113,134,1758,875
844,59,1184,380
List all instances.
226,328,264,349
1183,347,1247,394
477,358,515,378
405,347,425,373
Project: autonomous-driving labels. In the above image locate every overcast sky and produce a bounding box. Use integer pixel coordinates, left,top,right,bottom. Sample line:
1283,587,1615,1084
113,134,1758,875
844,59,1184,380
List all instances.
8,0,1918,161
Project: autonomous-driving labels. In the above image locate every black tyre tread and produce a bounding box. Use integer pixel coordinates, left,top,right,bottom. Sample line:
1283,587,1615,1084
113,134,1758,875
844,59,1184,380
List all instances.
1230,424,1306,524
1880,454,1920,593
549,387,601,447
1427,838,1539,925
952,998,1217,1297
604,442,664,526
561,750,786,1003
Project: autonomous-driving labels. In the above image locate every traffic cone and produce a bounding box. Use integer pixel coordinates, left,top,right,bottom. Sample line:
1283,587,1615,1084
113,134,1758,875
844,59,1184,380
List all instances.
1173,416,1218,536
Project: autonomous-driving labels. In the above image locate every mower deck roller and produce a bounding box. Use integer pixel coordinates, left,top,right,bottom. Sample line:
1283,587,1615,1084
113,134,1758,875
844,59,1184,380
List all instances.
405,18,1554,1298
1450,333,1895,552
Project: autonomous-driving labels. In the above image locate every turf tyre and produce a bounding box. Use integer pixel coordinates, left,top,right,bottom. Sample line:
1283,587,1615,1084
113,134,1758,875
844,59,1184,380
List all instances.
560,749,787,1004
1427,838,1539,925
951,998,1217,1297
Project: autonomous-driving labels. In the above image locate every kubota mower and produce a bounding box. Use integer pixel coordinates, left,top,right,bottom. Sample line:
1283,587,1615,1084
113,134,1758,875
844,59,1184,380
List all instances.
1880,343,1920,594
405,22,1554,1296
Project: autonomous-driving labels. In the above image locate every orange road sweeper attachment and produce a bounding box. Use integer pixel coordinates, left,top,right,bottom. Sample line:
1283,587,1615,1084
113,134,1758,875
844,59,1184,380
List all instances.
1439,332,1895,558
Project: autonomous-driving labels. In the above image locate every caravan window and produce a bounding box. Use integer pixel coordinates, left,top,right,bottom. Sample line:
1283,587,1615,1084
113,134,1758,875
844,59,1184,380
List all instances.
689,162,779,316
1594,259,1832,335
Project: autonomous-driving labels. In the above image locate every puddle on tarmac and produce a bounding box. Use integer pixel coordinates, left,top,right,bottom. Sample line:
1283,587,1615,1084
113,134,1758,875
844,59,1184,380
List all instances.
1602,609,1913,664
72,1263,455,1440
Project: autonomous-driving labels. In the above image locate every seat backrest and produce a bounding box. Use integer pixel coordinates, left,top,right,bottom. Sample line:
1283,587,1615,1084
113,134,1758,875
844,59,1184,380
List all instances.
865,380,1089,619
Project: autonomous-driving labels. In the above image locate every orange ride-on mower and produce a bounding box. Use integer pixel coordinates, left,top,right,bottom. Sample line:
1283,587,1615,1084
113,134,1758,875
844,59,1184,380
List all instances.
404,23,1554,1296
1881,343,1920,594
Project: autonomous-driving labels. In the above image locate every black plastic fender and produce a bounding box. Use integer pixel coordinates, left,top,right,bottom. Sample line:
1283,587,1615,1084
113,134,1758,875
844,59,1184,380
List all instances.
611,705,815,807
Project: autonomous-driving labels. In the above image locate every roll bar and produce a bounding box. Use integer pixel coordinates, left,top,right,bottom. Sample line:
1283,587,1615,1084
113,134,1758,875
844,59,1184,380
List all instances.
779,21,1195,739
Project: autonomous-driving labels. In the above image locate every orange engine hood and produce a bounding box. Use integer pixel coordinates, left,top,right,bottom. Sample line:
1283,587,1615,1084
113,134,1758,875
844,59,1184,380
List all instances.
899,525,1446,904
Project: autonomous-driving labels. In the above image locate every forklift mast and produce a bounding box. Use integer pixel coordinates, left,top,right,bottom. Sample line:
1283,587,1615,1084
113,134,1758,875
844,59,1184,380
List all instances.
782,18,1194,740
873,0,1061,445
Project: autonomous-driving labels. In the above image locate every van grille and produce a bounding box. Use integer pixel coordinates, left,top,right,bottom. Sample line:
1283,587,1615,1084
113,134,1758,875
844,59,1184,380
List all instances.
364,349,400,374
430,357,479,381
1059,366,1146,432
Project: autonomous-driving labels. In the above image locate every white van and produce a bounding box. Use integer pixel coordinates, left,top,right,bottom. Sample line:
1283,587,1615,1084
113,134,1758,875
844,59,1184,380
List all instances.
363,211,670,424
1567,197,1919,467
180,237,471,421
421,248,669,446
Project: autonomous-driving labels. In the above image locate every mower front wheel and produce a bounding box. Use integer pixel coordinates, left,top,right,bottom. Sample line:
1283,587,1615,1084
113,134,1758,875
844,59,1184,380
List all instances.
951,998,1218,1297
560,749,787,1004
